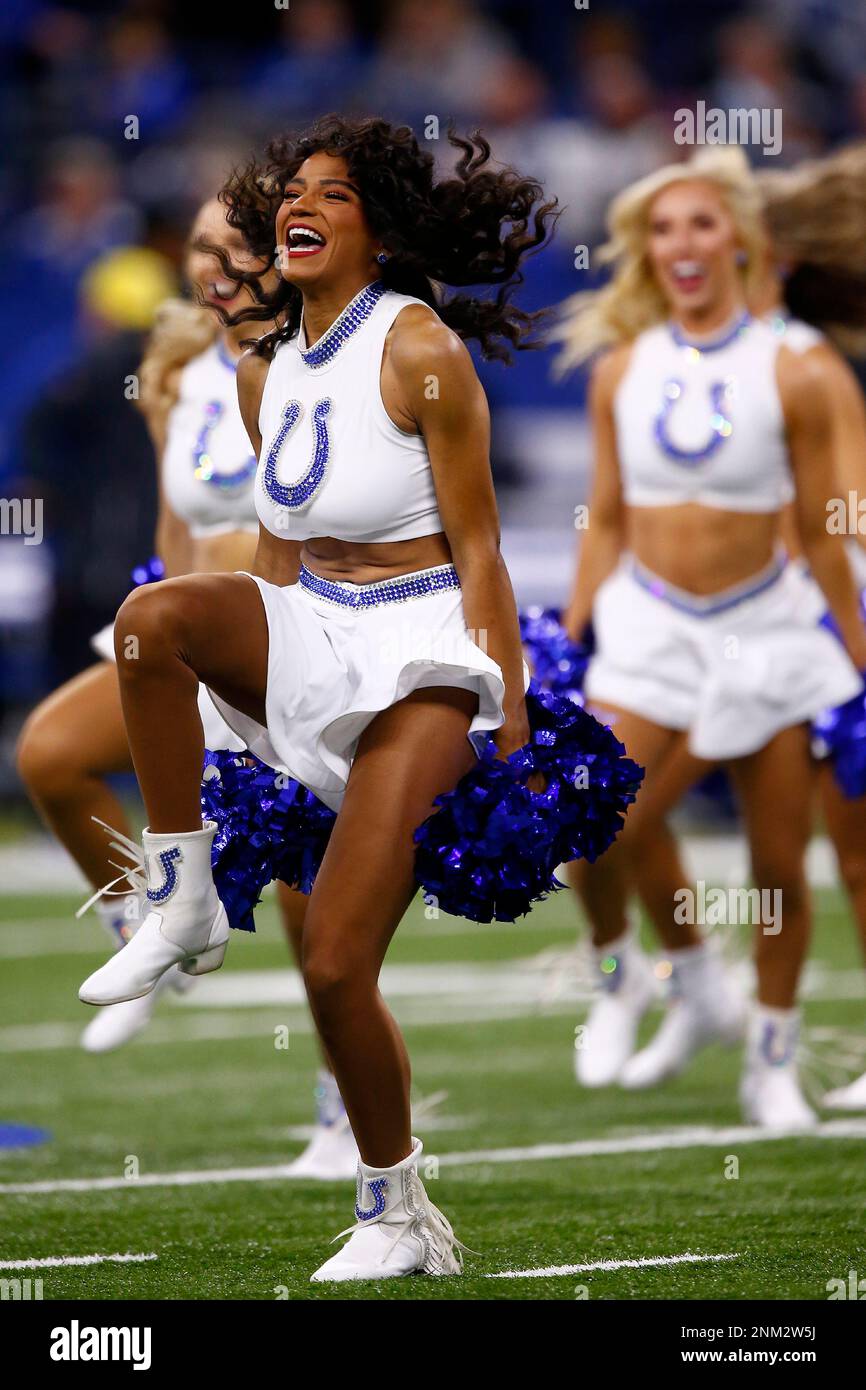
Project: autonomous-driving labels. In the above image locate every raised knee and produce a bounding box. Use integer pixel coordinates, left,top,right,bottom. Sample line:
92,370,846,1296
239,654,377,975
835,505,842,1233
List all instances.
114,584,180,667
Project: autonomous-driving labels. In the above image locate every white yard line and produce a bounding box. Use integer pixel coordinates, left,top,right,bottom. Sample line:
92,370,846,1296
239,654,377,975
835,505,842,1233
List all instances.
0,999,575,1056
3,1120,865,1197
0,1252,157,1270
489,1251,741,1279
0,833,842,896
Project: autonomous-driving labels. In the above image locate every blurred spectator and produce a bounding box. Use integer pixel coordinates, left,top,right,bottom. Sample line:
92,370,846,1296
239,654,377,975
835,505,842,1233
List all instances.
17,244,176,683
95,14,191,140
0,138,142,480
8,137,141,280
490,40,670,252
361,0,516,128
712,17,823,162
245,0,365,127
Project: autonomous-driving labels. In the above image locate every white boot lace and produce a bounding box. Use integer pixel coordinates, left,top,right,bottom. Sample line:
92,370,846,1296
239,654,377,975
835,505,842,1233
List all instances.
75,819,147,920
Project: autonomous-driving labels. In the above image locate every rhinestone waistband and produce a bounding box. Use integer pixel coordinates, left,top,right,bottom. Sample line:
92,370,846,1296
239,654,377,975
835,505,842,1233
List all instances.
298,563,461,609
627,551,787,617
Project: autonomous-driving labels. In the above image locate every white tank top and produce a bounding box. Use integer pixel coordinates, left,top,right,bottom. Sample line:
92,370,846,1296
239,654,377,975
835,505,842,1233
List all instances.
614,313,794,512
161,340,259,539
256,282,443,544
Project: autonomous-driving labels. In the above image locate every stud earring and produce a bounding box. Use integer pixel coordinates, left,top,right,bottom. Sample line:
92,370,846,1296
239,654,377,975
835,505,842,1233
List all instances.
735,249,748,267
376,251,389,265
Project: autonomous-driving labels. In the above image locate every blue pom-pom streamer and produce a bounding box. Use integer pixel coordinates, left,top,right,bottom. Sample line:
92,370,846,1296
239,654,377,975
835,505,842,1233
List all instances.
201,749,336,932
813,676,866,798
519,606,594,704
413,682,644,923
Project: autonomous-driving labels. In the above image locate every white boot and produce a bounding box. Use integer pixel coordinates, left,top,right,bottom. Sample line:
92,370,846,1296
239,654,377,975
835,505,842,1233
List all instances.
822,1068,866,1111
740,1005,817,1130
620,941,747,1089
575,928,656,1087
78,821,228,1006
310,1138,465,1282
286,1070,360,1181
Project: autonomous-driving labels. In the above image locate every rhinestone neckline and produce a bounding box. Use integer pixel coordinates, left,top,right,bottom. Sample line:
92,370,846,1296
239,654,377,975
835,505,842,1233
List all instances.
298,280,386,369
669,310,752,355
216,339,241,372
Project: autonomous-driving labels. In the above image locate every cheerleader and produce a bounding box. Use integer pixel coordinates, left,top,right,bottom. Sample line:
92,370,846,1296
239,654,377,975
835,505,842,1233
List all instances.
557,148,866,1129
77,116,559,1280
16,194,359,1178
613,147,866,1106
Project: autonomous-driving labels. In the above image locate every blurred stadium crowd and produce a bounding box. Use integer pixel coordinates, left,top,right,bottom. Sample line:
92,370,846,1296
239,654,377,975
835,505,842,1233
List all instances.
2,0,866,795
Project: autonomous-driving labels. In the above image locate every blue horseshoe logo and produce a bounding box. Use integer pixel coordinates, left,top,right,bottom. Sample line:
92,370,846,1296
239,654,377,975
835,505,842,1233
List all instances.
654,378,734,466
355,1176,389,1222
262,398,333,510
147,846,183,905
193,401,257,491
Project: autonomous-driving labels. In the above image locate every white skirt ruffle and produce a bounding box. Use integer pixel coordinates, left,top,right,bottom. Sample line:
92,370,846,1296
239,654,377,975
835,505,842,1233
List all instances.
586,555,862,760
208,564,511,812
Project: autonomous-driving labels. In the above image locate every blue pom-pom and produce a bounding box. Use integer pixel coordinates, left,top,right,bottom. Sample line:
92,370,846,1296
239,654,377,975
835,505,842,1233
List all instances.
130,556,166,588
201,750,336,932
413,682,644,923
813,676,866,798
519,606,593,704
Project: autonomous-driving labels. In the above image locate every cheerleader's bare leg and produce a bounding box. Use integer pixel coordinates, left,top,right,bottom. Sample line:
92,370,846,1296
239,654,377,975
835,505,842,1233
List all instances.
729,724,816,1127
299,684,476,1167
616,743,747,1090
570,704,685,1086
277,881,360,1179
300,685,476,1281
17,662,135,895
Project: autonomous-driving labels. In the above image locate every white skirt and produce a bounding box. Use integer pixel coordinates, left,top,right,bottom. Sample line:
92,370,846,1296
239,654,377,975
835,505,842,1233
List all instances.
90,619,246,753
585,554,862,760
207,563,511,813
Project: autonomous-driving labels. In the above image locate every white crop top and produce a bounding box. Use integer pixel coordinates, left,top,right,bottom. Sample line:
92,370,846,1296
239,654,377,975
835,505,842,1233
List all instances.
614,313,794,513
161,340,259,539
255,282,443,544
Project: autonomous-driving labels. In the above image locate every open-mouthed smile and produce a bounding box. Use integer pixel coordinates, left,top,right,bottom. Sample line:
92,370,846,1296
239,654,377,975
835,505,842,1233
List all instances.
285,223,327,257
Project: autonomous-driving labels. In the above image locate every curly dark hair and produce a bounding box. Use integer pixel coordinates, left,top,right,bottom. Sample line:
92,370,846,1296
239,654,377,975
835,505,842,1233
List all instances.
210,113,559,363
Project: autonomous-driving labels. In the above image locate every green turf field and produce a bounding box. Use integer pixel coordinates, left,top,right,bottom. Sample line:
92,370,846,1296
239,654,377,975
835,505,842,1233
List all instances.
2,880,866,1301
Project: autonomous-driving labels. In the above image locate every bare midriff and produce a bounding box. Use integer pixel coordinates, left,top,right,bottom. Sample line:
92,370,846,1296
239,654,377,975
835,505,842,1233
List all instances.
626,503,780,595
300,531,452,585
